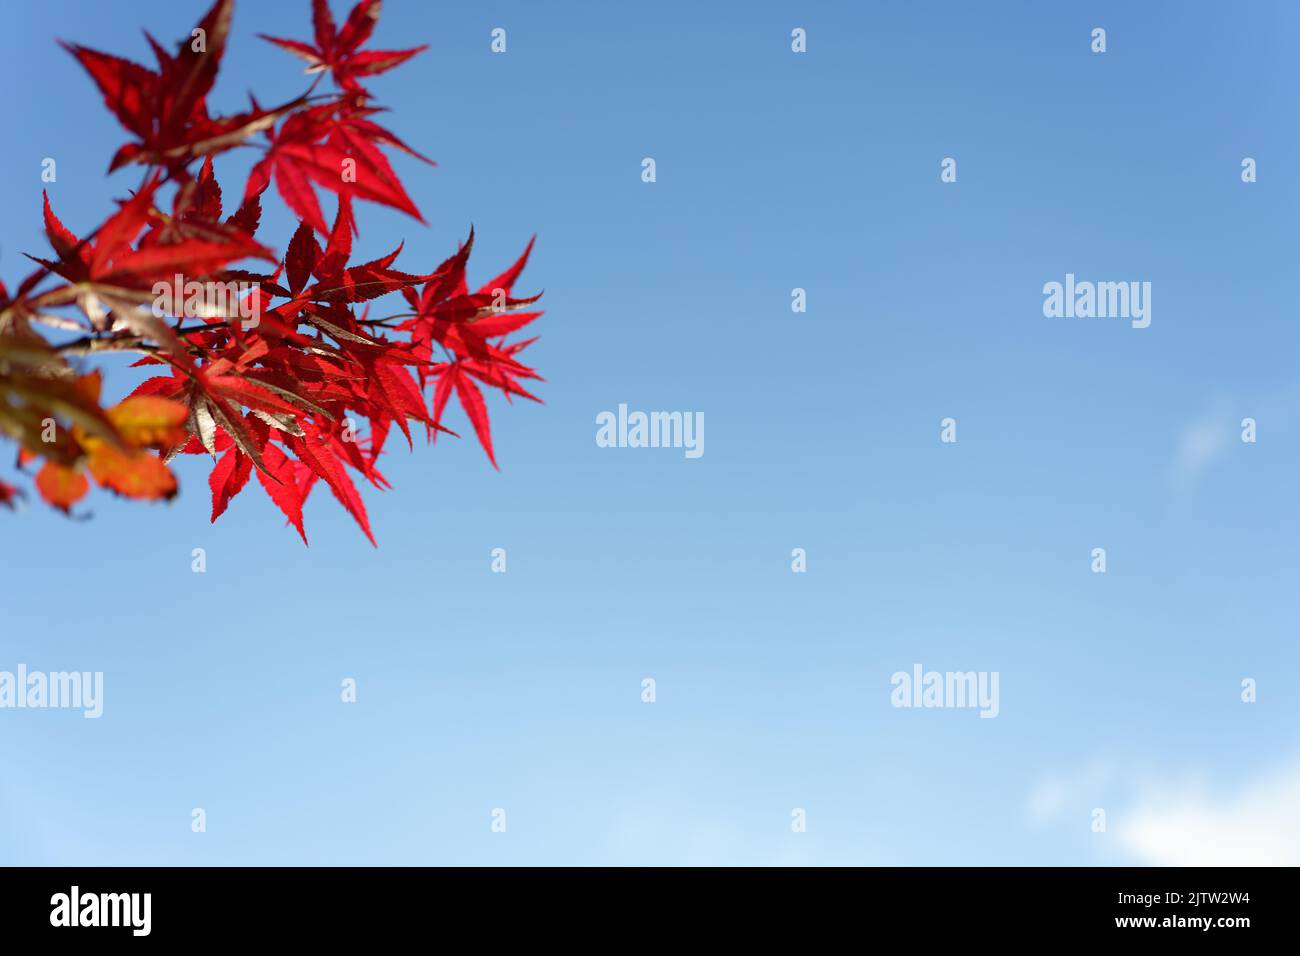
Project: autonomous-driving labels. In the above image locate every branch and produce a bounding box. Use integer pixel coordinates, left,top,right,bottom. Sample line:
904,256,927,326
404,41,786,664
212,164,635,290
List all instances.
53,335,157,357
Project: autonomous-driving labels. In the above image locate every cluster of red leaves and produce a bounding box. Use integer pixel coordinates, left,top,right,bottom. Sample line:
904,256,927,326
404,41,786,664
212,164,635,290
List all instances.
0,0,542,543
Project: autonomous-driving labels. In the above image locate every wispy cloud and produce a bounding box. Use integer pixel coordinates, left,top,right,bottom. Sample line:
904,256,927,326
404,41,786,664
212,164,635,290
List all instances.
1026,760,1113,826
1169,401,1235,488
1170,385,1300,488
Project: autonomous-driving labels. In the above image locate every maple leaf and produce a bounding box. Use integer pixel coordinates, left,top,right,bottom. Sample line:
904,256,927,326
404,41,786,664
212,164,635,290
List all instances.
83,442,179,500
300,199,427,304
34,463,89,513
209,446,253,520
260,0,427,94
0,334,120,459
109,396,192,448
37,183,273,298
30,182,274,375
401,232,541,370
256,441,311,543
288,421,375,545
2,0,546,544
63,0,300,171
405,236,544,466
245,96,427,232
434,361,496,468
12,369,187,514
74,388,187,503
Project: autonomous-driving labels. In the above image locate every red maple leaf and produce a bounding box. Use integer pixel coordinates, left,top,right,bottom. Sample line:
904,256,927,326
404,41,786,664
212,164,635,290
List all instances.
63,0,300,171
260,0,427,94
2,0,544,544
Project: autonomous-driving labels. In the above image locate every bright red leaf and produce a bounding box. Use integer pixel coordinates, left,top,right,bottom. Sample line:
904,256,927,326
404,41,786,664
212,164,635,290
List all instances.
2,0,544,544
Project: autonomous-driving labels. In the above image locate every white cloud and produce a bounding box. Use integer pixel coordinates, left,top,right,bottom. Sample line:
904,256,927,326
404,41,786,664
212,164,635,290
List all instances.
1116,759,1300,866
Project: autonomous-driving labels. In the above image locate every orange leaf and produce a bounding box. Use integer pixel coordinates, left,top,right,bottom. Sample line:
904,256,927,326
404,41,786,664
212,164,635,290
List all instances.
107,396,189,449
34,462,89,513
85,444,177,500
75,369,104,405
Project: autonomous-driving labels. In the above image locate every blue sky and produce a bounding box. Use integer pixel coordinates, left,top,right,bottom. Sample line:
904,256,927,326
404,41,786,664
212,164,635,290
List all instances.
2,0,1298,865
